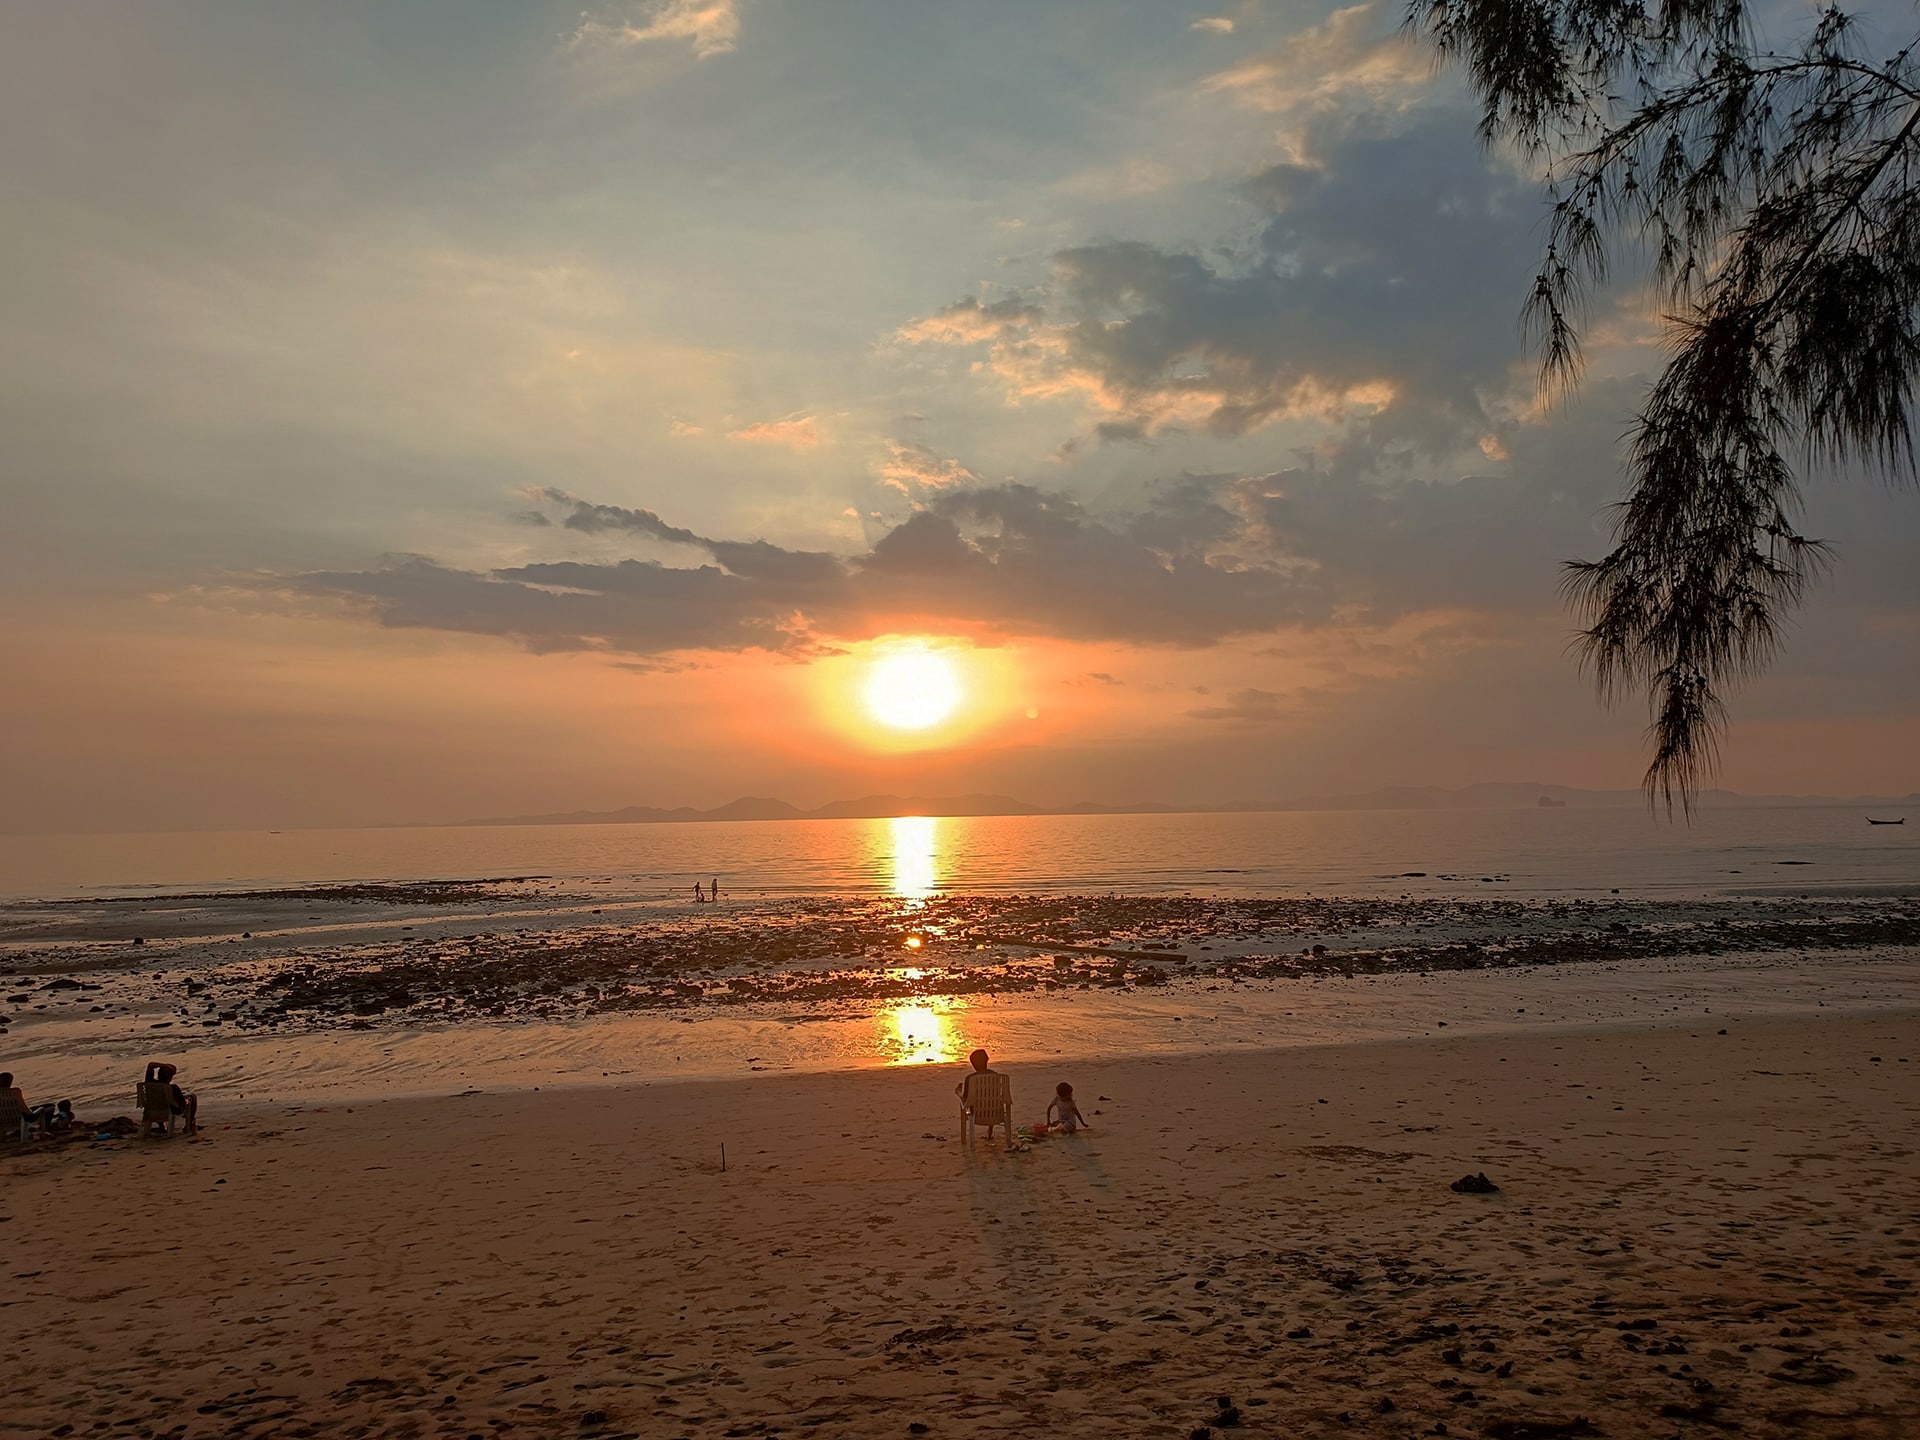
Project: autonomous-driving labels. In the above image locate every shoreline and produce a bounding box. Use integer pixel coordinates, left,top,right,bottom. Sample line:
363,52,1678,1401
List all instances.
5,940,1917,1109
5,1010,1915,1438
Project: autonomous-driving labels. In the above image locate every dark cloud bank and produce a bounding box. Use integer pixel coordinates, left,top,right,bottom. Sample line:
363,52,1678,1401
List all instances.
287,447,1619,657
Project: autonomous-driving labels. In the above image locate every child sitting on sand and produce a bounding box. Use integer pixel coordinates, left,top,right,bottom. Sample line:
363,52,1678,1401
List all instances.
1047,1082,1089,1134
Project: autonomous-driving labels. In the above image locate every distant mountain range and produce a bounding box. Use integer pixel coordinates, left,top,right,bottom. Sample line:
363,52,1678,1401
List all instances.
450,782,1918,828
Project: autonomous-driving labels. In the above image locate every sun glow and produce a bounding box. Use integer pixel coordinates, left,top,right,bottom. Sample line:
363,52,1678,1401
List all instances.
801,635,1021,754
863,647,963,730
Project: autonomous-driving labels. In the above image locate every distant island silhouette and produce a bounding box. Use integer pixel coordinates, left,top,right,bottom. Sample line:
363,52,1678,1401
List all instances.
439,783,1920,829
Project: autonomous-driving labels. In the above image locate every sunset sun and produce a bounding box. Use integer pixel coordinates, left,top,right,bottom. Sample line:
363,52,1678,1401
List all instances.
863,647,963,731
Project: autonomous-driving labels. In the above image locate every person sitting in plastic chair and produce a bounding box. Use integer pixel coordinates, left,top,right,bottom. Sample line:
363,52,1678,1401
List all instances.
954,1049,1012,1146
139,1062,198,1136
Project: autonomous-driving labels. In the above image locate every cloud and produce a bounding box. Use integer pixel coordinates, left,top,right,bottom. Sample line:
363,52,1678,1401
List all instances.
896,298,1045,346
1187,687,1288,722
266,407,1633,665
857,483,1330,645
1192,17,1237,34
534,487,844,584
569,0,741,60
877,440,975,493
292,554,814,656
1203,4,1430,120
727,415,820,449
901,109,1546,470
269,479,1345,658
538,487,702,544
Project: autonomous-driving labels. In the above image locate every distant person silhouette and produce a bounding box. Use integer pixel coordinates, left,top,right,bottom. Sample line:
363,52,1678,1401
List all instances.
711,877,720,903
694,882,705,904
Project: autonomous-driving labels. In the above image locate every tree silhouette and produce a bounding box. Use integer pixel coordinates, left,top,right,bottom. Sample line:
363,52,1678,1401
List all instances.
1409,0,1918,810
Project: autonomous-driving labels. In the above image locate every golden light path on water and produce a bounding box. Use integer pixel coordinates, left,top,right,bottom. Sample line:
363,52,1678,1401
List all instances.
877,998,969,1066
876,816,972,1063
889,814,939,899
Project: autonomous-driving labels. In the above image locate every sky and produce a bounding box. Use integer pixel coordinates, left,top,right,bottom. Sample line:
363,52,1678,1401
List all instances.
2,0,1916,833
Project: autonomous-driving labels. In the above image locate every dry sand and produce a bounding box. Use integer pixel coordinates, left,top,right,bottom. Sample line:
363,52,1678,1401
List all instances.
4,1012,1917,1439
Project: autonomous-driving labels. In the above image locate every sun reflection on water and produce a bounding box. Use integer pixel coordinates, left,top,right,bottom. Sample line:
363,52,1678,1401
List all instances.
879,999,968,1065
890,814,939,899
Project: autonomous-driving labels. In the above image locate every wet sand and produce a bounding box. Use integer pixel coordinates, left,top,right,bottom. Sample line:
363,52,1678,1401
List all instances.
2,942,1918,1109
4,1011,1916,1439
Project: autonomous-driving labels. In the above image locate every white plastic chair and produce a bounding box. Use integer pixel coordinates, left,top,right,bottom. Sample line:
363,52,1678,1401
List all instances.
960,1072,1013,1146
137,1081,176,1136
0,1089,29,1143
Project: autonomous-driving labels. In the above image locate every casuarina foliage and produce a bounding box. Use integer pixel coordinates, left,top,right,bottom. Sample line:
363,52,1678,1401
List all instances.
1409,0,1918,810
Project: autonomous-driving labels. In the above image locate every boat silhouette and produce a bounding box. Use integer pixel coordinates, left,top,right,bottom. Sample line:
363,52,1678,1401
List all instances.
1866,817,1905,825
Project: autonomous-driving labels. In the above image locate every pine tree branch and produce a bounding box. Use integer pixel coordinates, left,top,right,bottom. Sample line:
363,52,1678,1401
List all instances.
1754,98,1920,316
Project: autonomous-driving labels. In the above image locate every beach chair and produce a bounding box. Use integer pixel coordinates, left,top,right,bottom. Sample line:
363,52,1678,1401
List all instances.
960,1072,1013,1146
0,1090,29,1144
136,1081,176,1136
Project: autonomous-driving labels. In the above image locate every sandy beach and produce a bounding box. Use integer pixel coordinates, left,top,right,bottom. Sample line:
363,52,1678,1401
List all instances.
5,1008,1916,1439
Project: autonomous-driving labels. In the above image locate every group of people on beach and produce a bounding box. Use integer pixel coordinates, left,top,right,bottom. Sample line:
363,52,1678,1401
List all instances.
692,877,721,903
953,1048,1088,1141
2,1073,78,1138
1,1062,197,1142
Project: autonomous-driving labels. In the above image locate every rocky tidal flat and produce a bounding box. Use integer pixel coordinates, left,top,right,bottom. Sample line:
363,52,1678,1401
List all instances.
3,885,1918,1039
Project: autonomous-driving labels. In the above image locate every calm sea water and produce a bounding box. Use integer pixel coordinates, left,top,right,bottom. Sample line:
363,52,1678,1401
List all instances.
1,805,1912,902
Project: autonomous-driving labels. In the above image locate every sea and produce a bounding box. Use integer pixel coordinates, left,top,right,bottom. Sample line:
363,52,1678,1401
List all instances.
1,803,1912,903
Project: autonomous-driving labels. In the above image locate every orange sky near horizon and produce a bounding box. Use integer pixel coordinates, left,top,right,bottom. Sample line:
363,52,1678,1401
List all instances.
4,584,1911,835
